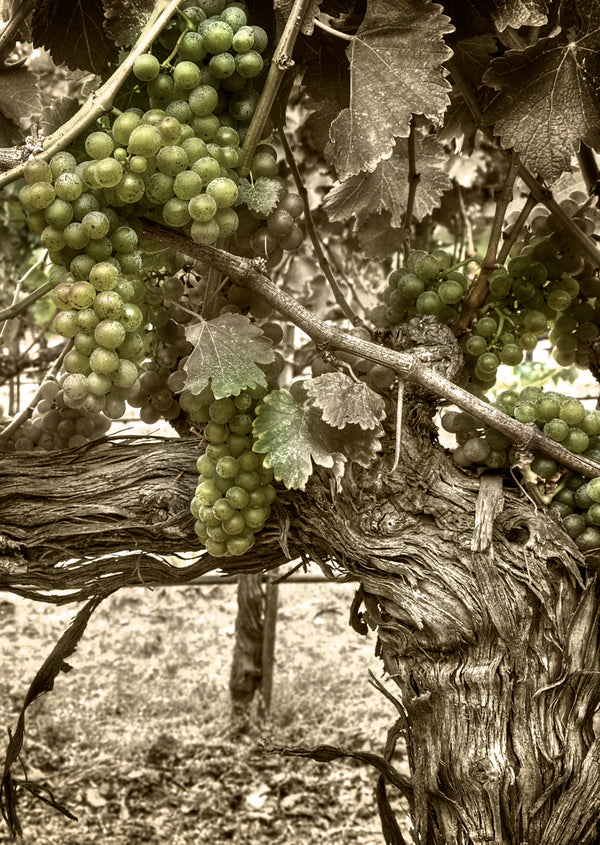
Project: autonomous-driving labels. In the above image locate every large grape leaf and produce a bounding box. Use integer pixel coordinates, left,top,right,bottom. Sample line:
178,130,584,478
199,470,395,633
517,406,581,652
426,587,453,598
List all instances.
329,0,453,179
37,96,80,136
483,1,600,182
323,136,452,227
253,389,382,490
103,0,155,47
183,313,275,399
0,66,41,129
31,0,119,74
304,372,386,430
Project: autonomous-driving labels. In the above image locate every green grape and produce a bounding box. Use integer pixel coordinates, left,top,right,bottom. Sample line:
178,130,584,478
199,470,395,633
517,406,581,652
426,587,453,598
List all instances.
190,218,220,244
530,455,558,480
559,399,585,426
189,84,220,116
156,145,189,176
29,182,56,209
513,402,537,423
85,131,114,160
563,428,589,454
251,26,268,53
202,20,234,53
232,25,254,52
188,192,217,221
133,53,160,81
54,172,84,202
475,316,497,338
235,50,263,78
178,31,207,62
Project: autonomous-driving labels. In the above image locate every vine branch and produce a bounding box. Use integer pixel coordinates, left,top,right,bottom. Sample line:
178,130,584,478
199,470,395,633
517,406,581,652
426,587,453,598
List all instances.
278,125,361,325
453,152,520,334
0,0,186,189
142,219,600,480
237,0,313,176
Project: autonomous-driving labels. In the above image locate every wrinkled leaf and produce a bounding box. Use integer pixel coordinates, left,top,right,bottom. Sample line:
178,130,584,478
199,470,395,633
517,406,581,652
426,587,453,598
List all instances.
31,0,119,74
484,3,600,182
0,66,41,127
0,111,21,147
184,313,275,399
237,177,284,216
324,136,452,227
253,389,345,489
305,372,386,430
329,0,453,179
490,0,547,30
103,0,155,46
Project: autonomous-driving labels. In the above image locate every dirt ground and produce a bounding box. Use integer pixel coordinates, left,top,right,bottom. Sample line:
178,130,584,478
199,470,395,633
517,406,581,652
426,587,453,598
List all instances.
0,578,411,844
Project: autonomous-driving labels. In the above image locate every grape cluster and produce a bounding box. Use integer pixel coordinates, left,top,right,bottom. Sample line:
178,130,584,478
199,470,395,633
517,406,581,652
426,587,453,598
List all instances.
441,388,600,553
1,379,111,451
190,385,276,556
370,248,465,329
233,185,305,267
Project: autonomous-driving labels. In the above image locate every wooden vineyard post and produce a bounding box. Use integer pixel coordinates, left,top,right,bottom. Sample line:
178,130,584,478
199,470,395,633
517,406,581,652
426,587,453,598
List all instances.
261,579,279,711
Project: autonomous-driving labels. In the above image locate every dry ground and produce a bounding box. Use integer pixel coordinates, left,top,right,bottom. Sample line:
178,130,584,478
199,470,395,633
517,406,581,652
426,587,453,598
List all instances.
0,579,410,844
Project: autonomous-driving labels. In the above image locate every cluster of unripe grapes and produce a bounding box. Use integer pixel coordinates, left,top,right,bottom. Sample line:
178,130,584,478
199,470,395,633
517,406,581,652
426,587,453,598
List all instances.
0,379,111,452
370,248,466,329
233,188,305,267
190,385,276,556
442,388,600,553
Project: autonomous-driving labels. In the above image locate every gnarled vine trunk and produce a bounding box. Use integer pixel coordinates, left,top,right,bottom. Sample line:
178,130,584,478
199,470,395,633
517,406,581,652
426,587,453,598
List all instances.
2,421,599,843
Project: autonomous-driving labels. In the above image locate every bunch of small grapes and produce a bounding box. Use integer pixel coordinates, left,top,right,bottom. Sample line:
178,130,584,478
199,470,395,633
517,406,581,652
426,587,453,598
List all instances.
232,171,306,267
190,384,276,556
443,388,600,474
369,249,466,329
0,380,111,452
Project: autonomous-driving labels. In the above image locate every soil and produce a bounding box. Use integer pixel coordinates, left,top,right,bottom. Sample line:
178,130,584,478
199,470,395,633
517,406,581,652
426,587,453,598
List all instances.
0,579,410,844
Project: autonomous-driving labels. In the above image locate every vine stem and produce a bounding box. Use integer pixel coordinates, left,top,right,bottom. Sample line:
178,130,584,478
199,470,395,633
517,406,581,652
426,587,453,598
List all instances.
453,152,520,334
496,194,538,265
0,340,71,442
402,118,418,260
0,0,186,190
312,17,354,41
0,0,36,62
142,219,600,480
0,250,49,337
278,125,361,325
447,58,600,269
237,0,314,176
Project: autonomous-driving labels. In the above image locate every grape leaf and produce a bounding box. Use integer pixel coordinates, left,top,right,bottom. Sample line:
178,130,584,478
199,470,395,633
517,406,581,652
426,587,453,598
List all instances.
0,66,41,128
253,390,344,489
323,136,452,227
355,212,408,260
103,0,155,47
183,313,275,399
0,111,21,147
483,3,600,182
304,372,386,430
490,0,547,30
31,0,119,74
37,96,80,136
237,177,284,216
329,0,454,179
253,389,383,490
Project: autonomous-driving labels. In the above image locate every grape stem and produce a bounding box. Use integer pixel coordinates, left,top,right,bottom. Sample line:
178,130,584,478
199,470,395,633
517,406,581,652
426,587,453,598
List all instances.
0,340,71,443
237,0,314,177
312,17,354,42
142,219,600,480
278,125,363,326
0,250,49,336
453,152,520,335
496,194,538,266
0,0,186,189
448,58,600,269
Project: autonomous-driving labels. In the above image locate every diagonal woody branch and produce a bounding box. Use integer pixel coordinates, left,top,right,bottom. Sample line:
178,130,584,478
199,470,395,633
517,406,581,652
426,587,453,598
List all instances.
142,220,600,480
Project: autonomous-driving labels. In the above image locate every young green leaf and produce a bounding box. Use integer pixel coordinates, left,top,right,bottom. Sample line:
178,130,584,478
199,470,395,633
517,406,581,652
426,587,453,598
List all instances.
483,4,600,182
329,0,453,179
252,389,346,490
253,390,383,490
183,313,275,399
304,372,386,430
237,177,285,217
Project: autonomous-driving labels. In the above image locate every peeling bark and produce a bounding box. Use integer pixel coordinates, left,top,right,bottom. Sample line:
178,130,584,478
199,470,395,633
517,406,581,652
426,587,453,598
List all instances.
2,421,600,842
